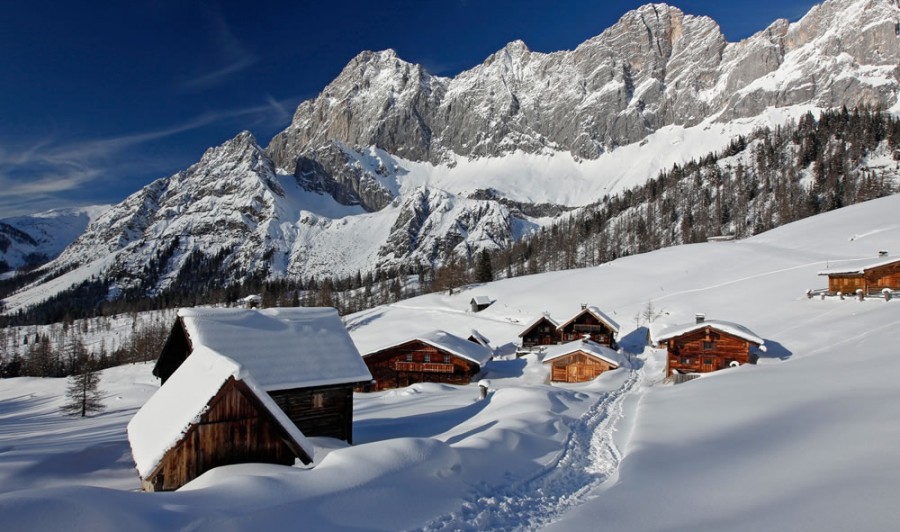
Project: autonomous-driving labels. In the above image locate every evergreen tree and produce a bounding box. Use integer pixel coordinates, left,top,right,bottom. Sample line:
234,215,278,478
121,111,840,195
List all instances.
62,357,104,417
476,249,494,283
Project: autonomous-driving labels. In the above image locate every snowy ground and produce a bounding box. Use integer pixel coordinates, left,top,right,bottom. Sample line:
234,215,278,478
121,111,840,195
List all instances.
1,194,899,530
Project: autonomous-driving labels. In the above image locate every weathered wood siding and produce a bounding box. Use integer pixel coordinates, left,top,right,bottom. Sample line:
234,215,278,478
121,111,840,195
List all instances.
828,261,900,294
153,319,191,384
559,314,616,347
520,318,559,349
268,384,355,443
665,327,756,376
546,351,617,383
362,340,481,391
142,378,303,492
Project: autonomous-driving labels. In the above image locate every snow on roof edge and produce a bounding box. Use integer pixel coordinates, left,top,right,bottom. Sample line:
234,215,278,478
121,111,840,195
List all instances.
363,330,493,366
653,319,765,347
542,339,623,366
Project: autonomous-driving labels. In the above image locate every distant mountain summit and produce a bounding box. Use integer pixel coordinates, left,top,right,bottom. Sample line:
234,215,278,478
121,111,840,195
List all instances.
0,205,110,272
6,0,900,312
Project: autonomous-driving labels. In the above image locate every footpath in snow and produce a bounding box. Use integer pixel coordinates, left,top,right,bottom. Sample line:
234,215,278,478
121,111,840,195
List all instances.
422,368,643,532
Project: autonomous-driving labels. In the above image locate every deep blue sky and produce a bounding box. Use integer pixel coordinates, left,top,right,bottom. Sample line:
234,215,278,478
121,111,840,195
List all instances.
0,0,818,217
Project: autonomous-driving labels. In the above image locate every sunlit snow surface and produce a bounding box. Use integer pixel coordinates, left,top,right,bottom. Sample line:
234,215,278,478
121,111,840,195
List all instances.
1,195,899,531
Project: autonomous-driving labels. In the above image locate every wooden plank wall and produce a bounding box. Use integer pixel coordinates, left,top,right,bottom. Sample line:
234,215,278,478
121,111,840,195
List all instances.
548,352,616,383
144,378,297,492
363,341,480,391
268,384,354,443
666,328,753,375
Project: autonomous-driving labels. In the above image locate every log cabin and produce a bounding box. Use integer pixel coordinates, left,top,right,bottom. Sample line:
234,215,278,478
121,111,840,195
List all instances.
556,305,620,348
147,307,371,459
817,255,900,295
654,316,765,377
361,330,493,391
518,314,561,350
128,348,315,492
542,339,623,383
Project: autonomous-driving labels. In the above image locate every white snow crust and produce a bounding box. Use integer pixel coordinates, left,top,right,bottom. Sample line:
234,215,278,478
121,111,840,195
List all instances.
1,193,899,531
363,329,494,367
178,307,372,390
652,319,765,346
542,339,624,367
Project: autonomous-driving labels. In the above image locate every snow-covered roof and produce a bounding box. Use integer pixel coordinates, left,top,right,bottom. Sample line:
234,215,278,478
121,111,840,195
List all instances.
178,307,371,391
817,256,899,275
541,339,623,367
470,296,492,306
468,329,491,348
653,319,765,347
518,314,560,337
556,306,620,334
364,329,494,367
127,347,314,478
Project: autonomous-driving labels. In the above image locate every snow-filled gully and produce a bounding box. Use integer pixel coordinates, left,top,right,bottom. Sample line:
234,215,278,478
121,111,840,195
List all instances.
421,369,642,532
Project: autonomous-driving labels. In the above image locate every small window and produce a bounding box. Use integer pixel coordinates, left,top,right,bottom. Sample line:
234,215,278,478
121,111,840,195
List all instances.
704,358,715,365
424,354,431,363
703,341,713,351
311,393,325,409
405,353,413,362
681,357,692,365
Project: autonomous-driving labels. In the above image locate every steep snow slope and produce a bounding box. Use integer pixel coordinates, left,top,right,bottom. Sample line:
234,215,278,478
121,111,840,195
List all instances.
0,194,898,530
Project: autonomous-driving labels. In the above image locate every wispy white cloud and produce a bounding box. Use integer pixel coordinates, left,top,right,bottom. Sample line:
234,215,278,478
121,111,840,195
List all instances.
0,96,301,217
180,11,258,91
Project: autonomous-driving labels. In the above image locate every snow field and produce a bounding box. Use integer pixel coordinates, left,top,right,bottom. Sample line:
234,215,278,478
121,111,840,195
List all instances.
0,194,898,530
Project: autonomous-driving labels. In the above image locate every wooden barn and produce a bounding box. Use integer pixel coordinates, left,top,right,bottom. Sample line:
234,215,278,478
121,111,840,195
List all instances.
362,330,493,391
542,339,623,383
556,305,620,348
518,315,560,350
818,255,900,295
654,316,765,377
128,349,315,492
132,308,372,491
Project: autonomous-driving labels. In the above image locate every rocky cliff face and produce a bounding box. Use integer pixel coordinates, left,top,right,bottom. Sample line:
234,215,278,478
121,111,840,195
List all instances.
8,0,900,310
269,0,900,174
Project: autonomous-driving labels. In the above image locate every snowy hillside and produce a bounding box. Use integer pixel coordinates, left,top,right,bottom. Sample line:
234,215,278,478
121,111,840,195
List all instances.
0,194,898,530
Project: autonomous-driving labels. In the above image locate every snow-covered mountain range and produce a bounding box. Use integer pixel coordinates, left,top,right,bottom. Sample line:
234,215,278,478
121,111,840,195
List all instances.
0,205,110,273
6,0,900,311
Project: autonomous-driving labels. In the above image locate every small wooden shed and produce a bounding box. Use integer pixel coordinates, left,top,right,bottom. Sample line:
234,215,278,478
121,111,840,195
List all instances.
542,339,623,383
362,330,493,391
818,255,900,295
654,317,765,377
518,315,560,350
556,305,620,348
470,296,493,312
128,349,314,492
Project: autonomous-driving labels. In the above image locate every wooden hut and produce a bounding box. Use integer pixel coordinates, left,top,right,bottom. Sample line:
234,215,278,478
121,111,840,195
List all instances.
818,255,900,295
128,349,315,491
470,296,493,312
518,315,560,350
654,316,765,377
150,307,371,444
542,339,623,383
556,305,620,348
362,330,493,391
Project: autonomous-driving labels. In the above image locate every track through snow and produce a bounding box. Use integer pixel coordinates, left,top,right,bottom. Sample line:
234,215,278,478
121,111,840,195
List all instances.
421,369,642,532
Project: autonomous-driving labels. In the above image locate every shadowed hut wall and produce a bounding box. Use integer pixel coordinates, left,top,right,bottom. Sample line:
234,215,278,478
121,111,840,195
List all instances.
520,318,559,349
268,384,355,443
559,314,616,347
153,319,191,384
